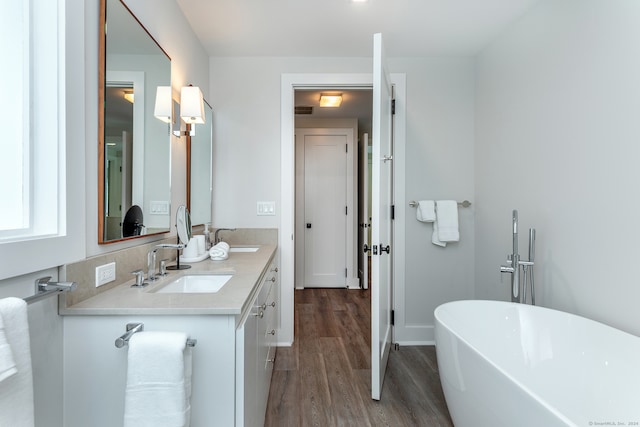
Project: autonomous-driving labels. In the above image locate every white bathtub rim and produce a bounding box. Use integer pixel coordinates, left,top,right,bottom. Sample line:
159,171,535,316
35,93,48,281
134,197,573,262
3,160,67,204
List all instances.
434,300,592,427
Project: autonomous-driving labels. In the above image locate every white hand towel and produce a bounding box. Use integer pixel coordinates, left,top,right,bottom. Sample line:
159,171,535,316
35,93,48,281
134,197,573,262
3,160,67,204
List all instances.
209,241,230,261
431,223,447,247
124,331,192,427
0,298,34,427
0,312,17,383
416,200,436,222
435,200,460,243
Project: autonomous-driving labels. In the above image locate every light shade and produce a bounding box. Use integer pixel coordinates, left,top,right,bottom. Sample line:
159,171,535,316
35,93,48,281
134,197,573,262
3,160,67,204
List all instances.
319,93,342,107
180,86,205,124
153,86,172,123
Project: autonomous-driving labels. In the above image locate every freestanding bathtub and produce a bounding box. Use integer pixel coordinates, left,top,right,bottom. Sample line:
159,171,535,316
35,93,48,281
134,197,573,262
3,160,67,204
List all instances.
434,300,640,427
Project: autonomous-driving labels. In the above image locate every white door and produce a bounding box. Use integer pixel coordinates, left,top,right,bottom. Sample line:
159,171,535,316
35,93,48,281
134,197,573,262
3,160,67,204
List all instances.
304,134,348,287
371,33,394,401
359,133,371,289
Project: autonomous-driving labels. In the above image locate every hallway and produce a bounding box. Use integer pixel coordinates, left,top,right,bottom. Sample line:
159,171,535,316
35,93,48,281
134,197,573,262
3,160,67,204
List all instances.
264,288,453,426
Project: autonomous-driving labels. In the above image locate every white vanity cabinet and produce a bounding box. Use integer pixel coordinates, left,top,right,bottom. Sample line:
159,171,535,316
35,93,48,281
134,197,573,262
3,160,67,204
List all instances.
236,260,278,427
62,248,278,427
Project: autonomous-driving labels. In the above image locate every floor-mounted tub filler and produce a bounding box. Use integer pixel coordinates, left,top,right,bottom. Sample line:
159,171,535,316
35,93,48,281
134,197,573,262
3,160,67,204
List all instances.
435,300,640,427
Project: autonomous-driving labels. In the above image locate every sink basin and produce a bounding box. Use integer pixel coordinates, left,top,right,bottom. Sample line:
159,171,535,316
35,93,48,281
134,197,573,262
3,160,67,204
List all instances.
229,247,259,253
154,274,233,293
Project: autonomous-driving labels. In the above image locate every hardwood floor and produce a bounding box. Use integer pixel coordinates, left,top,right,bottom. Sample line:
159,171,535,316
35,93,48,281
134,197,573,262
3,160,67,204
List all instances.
265,288,454,427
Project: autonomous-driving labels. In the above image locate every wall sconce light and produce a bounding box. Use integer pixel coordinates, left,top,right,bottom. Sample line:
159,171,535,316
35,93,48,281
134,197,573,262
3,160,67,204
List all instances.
153,86,172,123
319,93,342,107
154,85,206,137
180,86,205,125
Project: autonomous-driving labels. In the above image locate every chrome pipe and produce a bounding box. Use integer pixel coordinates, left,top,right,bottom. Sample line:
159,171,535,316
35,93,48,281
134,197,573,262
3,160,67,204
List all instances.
511,210,520,303
529,228,536,305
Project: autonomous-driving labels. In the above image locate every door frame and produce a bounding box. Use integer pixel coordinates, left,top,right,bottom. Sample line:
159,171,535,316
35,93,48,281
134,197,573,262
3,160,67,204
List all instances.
279,73,406,346
295,127,357,290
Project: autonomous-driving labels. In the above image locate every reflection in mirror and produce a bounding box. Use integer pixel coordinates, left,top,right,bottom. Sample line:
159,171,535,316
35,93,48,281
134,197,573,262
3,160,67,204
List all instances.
99,0,172,243
175,205,193,245
167,205,192,271
188,101,213,226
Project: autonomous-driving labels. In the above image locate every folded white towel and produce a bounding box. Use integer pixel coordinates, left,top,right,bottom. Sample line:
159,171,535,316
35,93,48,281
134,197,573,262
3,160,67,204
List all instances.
0,312,17,383
431,223,447,247
124,331,192,427
416,200,436,222
209,241,230,261
0,298,34,427
435,200,460,243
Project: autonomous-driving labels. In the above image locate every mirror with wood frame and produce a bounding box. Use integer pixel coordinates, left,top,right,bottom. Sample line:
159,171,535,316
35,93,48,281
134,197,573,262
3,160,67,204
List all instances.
98,0,172,243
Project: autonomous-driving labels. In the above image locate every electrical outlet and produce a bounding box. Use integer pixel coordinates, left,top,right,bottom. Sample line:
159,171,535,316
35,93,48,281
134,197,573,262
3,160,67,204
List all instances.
95,262,116,287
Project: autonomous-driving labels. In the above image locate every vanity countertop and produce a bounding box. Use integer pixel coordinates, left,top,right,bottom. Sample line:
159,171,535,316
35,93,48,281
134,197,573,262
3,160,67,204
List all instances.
60,244,277,317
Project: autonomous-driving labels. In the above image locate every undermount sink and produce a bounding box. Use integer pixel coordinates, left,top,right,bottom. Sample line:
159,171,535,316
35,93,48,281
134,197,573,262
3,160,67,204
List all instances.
229,247,259,253
154,274,233,293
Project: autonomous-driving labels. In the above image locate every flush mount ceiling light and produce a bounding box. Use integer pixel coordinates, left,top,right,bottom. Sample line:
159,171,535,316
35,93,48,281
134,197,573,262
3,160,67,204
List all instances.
123,90,134,103
319,93,342,107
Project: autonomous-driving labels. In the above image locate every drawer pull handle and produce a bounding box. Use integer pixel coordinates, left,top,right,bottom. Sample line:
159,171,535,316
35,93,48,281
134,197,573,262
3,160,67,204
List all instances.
259,303,267,310
267,356,276,364
269,301,276,308
268,329,276,336
269,277,276,283
271,267,279,273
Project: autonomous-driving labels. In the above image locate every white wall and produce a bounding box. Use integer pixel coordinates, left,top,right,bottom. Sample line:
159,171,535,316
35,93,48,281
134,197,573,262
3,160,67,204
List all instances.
394,57,476,343
210,56,476,343
475,0,640,335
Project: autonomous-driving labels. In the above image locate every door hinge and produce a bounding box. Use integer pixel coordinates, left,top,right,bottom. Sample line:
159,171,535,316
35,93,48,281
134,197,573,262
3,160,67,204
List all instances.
346,144,348,153
391,309,395,326
391,99,396,115
391,204,395,220
345,206,348,215
345,268,347,278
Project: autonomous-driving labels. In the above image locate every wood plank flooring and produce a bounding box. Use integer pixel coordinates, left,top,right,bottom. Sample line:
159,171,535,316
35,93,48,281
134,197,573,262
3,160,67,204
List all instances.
265,288,454,426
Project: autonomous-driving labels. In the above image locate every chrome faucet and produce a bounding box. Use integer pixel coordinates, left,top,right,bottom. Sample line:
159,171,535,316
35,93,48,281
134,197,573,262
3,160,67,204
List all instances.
214,228,236,244
500,210,536,304
147,243,185,281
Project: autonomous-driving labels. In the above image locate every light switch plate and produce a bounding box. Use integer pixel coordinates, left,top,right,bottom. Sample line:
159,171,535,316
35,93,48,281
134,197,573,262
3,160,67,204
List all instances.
150,201,170,215
257,201,275,216
96,262,116,287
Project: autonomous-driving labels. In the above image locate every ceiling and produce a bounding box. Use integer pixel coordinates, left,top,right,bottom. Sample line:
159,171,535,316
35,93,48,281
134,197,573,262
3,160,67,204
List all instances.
175,0,540,57
173,0,540,129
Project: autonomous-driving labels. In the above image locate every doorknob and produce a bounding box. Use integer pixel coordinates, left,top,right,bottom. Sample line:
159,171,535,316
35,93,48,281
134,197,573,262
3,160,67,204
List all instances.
306,223,312,229
363,244,371,254
380,244,390,254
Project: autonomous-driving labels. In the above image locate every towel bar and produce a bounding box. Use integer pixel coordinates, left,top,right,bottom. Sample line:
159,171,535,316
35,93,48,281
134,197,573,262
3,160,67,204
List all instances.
114,322,197,348
23,276,78,305
409,200,471,208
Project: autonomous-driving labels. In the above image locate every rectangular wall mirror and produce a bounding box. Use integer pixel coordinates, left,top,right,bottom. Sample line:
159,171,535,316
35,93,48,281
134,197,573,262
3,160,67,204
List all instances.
188,100,213,226
98,0,172,243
